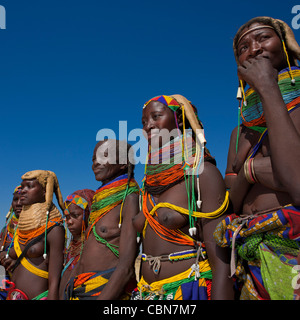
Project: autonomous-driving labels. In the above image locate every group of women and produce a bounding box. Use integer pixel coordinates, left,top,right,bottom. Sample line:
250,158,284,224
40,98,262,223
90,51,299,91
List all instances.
1,16,300,300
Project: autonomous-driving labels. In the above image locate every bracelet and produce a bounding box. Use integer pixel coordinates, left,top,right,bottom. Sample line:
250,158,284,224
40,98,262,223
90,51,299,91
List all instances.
250,158,259,183
244,158,256,184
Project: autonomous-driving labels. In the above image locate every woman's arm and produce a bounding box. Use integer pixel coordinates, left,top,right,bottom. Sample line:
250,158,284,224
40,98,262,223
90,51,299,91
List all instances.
47,225,65,300
97,193,139,300
200,162,235,300
238,56,300,204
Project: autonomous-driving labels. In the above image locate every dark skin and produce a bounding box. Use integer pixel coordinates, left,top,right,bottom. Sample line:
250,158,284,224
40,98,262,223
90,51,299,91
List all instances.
59,203,84,299
0,191,22,270
134,101,234,299
73,141,139,300
226,22,300,215
7,179,64,300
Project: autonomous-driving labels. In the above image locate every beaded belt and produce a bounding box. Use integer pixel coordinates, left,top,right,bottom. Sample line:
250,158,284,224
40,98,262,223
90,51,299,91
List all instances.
141,249,198,274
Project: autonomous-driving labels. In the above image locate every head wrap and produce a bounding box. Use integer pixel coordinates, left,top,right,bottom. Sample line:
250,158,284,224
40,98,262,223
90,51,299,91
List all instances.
143,94,216,165
13,185,22,194
233,16,300,65
64,189,95,226
144,95,181,112
21,170,65,212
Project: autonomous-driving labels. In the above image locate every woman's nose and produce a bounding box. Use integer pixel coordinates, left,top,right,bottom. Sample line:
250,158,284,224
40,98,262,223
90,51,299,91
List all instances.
248,41,263,58
144,119,155,132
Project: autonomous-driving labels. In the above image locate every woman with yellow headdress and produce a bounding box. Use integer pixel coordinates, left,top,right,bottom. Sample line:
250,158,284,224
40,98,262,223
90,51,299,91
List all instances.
132,94,234,300
214,17,300,300
5,170,65,300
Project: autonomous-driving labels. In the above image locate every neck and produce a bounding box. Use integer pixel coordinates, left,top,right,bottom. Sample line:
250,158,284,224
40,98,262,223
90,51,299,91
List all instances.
100,172,128,188
72,234,81,242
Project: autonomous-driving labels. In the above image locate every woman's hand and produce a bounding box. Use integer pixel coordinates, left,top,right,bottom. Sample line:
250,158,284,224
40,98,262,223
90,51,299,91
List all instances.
238,56,278,92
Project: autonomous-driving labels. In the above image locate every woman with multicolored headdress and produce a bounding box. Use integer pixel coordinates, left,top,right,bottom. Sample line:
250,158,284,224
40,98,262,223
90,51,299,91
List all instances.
131,94,234,300
214,17,300,300
4,170,65,300
58,188,94,299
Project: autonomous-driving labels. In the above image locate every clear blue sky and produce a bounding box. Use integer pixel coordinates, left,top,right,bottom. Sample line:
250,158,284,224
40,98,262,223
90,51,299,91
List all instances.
0,0,299,226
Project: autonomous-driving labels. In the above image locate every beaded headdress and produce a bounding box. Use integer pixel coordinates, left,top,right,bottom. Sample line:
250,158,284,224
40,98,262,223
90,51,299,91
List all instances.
21,170,65,212
19,170,65,259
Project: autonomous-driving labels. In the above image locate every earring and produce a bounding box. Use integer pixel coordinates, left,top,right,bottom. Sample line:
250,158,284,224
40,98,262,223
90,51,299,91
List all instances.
282,40,296,85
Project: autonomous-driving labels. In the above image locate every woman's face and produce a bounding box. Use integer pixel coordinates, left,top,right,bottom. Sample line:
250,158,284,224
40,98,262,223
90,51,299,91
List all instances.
20,179,45,206
11,192,22,217
64,203,84,237
142,101,179,147
92,140,126,184
237,22,287,71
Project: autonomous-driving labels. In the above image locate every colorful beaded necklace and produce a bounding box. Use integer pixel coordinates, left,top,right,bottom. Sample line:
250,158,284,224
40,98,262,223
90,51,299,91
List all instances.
240,66,300,133
87,174,140,238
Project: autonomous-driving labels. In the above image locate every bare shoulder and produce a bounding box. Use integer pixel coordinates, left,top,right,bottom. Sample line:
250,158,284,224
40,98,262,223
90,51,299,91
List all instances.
47,224,65,242
122,192,139,217
198,162,226,212
124,192,139,206
200,161,225,193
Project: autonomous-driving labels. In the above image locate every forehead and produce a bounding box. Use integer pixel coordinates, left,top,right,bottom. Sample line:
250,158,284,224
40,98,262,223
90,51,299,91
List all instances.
65,202,84,214
94,140,113,153
94,139,120,164
142,100,170,115
21,178,40,186
12,192,21,200
238,22,277,45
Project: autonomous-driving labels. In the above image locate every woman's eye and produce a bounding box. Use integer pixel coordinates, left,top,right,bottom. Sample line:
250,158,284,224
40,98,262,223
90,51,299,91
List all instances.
239,45,247,55
260,35,270,41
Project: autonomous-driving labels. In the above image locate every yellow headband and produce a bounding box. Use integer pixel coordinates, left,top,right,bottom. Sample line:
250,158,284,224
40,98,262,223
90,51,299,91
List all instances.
237,25,275,46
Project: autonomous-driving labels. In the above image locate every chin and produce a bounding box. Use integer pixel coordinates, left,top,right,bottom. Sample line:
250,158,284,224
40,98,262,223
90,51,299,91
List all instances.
94,173,103,181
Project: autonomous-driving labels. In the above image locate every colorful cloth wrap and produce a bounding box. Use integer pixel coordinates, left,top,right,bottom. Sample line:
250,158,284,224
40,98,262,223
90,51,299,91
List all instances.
213,205,300,300
132,259,212,300
64,268,115,300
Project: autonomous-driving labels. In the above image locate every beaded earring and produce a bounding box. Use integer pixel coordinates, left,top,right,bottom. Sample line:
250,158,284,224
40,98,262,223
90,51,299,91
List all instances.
236,81,246,153
282,39,296,85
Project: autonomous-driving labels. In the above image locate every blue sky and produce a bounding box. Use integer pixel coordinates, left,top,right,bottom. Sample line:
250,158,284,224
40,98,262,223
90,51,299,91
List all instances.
0,0,299,226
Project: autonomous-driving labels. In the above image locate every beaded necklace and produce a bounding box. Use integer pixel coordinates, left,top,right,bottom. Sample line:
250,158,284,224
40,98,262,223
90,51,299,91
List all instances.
17,202,63,246
87,174,140,238
142,95,207,238
143,134,196,195
240,66,300,133
62,239,82,273
0,209,19,251
142,131,206,239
